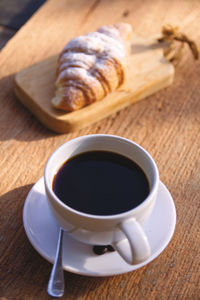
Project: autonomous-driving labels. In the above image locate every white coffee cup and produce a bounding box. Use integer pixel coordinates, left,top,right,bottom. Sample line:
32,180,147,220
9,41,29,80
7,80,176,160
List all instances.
44,134,159,265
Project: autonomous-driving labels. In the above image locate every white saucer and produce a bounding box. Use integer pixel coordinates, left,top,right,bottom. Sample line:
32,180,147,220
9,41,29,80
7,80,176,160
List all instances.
23,177,176,277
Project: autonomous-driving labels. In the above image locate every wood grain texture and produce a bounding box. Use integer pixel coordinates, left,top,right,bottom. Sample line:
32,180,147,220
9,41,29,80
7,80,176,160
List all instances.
14,36,174,133
0,0,200,299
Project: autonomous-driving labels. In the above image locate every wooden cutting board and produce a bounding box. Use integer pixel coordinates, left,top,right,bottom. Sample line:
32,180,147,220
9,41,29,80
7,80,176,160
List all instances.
14,34,174,133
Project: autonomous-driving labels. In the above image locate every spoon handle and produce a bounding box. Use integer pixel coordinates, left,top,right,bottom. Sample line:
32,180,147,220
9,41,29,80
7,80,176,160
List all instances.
47,228,64,297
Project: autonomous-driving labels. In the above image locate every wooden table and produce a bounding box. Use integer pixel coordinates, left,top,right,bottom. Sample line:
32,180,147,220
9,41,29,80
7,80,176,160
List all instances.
0,0,199,299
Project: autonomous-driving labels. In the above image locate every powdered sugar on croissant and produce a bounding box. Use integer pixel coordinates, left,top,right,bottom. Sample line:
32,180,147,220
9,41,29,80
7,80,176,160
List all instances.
52,23,132,111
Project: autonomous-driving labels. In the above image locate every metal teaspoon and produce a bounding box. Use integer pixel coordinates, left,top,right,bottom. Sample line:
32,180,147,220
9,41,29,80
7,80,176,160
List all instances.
47,228,65,297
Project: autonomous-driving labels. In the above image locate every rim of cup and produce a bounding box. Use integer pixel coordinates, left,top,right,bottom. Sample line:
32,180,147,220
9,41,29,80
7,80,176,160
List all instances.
44,134,159,220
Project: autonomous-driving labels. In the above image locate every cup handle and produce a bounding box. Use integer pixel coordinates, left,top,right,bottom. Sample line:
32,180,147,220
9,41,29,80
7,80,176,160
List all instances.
113,218,151,265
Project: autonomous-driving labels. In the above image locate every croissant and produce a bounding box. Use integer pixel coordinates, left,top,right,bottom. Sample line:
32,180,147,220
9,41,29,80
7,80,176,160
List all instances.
51,23,132,111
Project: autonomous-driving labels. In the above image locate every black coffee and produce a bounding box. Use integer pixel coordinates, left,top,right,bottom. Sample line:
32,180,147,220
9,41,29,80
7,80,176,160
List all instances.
53,151,149,215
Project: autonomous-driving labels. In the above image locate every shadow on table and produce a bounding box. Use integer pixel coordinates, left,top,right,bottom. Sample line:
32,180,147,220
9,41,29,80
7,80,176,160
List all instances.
0,0,46,31
0,183,107,299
